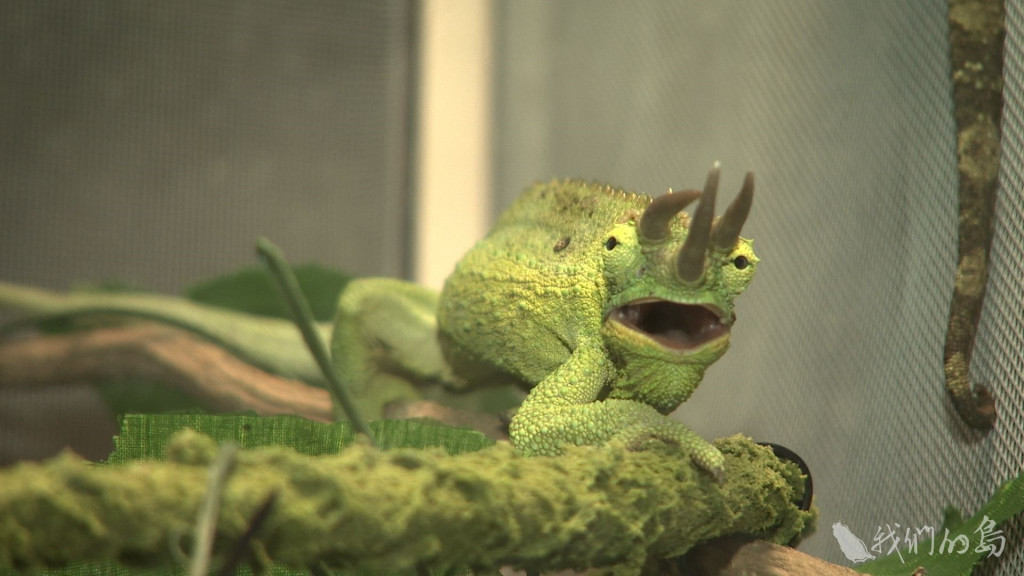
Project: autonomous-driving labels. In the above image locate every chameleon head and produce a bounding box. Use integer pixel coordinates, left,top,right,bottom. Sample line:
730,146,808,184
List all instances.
599,165,757,405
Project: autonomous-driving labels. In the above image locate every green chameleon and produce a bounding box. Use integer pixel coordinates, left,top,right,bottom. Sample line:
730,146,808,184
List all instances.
0,166,756,479
331,165,756,479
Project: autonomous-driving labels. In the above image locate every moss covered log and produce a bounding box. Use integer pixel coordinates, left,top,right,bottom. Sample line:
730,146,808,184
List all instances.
0,430,814,575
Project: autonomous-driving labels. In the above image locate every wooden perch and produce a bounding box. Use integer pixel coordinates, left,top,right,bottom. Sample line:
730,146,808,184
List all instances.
0,324,514,437
0,324,333,421
681,537,865,575
0,430,819,575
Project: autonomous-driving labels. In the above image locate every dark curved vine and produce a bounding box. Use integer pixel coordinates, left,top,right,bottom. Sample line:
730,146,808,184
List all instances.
944,0,1004,429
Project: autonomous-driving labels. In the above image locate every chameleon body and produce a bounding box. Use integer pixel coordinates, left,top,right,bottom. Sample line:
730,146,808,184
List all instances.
332,166,757,478
0,167,757,479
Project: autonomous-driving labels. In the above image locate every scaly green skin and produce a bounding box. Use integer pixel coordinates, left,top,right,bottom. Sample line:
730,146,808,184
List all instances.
333,166,758,479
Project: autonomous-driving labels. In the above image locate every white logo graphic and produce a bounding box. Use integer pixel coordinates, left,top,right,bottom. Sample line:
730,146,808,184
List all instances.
833,522,876,563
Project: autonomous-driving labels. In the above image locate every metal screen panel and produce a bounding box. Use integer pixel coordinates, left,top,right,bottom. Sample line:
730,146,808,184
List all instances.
495,1,1023,571
0,0,415,462
0,0,414,293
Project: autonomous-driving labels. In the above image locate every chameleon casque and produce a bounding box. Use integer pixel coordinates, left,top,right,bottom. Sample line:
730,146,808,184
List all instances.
331,165,756,479
0,166,756,481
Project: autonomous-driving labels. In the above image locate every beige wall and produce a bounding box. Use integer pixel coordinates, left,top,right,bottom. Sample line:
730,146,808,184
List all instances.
414,0,493,290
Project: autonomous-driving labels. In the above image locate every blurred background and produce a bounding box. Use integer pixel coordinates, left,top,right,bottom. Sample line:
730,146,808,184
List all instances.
1,0,1022,570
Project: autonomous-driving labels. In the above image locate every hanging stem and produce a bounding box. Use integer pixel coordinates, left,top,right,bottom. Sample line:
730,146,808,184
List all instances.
256,237,376,443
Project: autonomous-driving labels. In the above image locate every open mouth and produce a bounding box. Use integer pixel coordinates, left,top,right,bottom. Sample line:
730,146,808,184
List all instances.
608,299,730,351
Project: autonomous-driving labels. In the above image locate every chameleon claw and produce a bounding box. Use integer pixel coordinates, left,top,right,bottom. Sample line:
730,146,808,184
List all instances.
619,422,726,482
693,447,726,484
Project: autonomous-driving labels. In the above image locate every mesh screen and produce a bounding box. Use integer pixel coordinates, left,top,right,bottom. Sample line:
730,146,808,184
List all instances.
0,1,415,462
0,1,414,294
495,0,1023,571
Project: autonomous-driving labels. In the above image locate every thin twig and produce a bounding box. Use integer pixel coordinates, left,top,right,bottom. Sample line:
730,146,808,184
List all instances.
310,563,335,576
255,237,375,443
216,490,279,576
190,444,239,576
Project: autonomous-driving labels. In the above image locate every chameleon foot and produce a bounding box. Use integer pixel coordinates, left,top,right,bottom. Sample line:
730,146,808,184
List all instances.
619,421,726,482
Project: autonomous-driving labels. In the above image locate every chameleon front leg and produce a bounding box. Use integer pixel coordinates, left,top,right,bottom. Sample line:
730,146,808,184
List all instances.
943,0,1004,429
509,339,725,480
330,278,451,420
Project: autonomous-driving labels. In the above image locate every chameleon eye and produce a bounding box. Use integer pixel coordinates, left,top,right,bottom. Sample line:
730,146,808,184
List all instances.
732,255,749,270
605,236,619,250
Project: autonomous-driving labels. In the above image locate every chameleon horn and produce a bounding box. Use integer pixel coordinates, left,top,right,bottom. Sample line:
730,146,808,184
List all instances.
710,171,755,250
676,164,719,283
638,189,702,244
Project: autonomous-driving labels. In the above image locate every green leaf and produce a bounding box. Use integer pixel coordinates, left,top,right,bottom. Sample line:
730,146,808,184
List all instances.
21,283,155,335
184,264,353,322
857,471,1024,576
94,379,205,415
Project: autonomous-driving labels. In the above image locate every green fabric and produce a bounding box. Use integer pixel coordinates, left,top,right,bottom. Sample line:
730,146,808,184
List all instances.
107,413,494,463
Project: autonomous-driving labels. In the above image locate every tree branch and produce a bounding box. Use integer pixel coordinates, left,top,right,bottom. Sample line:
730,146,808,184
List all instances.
0,325,332,421
680,537,865,576
0,430,817,575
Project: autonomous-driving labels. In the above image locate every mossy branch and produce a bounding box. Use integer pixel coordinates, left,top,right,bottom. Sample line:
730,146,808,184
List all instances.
0,430,815,575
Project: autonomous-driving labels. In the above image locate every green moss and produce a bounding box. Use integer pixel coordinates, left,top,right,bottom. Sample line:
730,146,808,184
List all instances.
0,430,813,574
